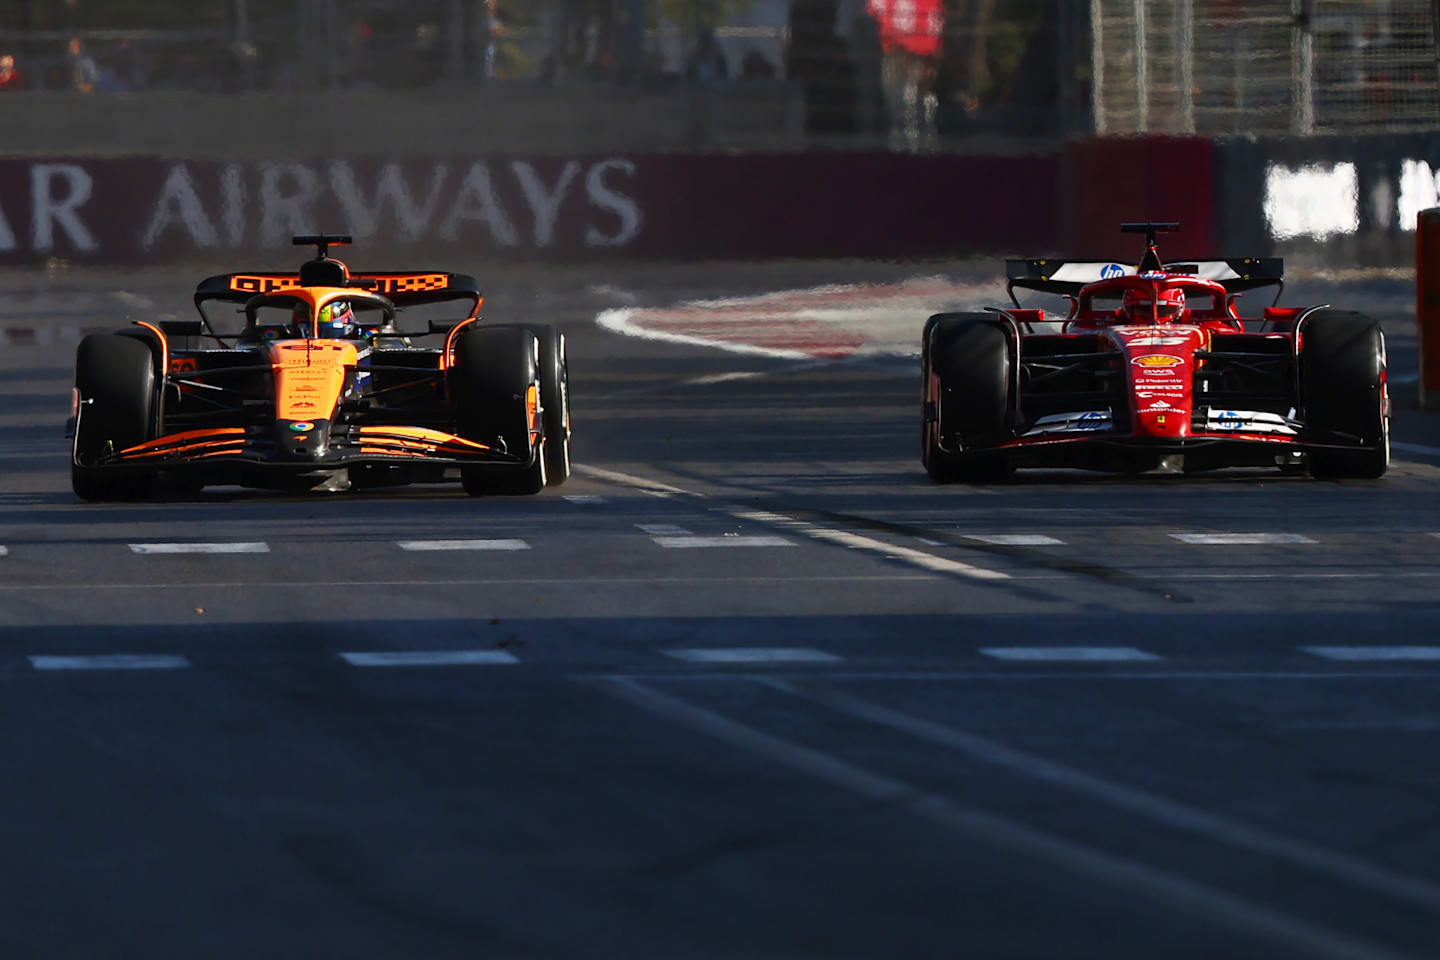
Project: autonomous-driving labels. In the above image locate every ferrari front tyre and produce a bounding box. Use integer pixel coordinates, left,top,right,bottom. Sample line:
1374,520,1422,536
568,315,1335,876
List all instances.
922,313,1014,483
482,323,570,486
71,333,158,501
1300,310,1389,479
450,325,547,496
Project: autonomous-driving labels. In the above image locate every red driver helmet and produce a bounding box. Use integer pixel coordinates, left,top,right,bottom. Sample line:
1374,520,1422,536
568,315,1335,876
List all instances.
1122,286,1186,323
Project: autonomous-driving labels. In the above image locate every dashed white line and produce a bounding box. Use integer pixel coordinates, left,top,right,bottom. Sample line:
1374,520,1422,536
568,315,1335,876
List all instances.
663,648,841,664
980,647,1161,662
1302,646,1440,662
573,464,696,497
966,534,1065,546
654,535,795,549
340,650,520,667
635,523,693,536
1392,440,1440,457
563,495,608,505
29,654,190,671
1170,533,1317,545
396,539,530,552
129,542,270,554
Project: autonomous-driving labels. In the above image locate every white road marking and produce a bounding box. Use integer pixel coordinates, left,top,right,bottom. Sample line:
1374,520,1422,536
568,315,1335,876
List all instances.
0,546,7,556
597,676,1414,960
980,647,1161,662
1392,440,1440,457
654,535,795,549
728,508,1010,581
915,537,944,546
663,648,841,664
573,463,698,497
340,650,519,667
635,523,693,536
966,534,1065,546
29,654,190,671
763,679,1440,915
1302,646,1440,661
129,542,270,554
563,495,608,505
596,308,812,360
396,539,530,551
684,371,768,386
1170,533,1317,545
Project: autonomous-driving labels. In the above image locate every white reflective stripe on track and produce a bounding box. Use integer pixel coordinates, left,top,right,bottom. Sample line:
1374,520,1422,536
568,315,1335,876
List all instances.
635,523,692,536
728,509,1010,581
340,651,520,667
563,495,608,504
396,540,530,552
1302,646,1440,661
1170,533,1317,545
29,654,190,671
129,542,270,554
981,647,1161,662
663,648,841,664
965,534,1065,546
654,536,795,549
0,546,7,556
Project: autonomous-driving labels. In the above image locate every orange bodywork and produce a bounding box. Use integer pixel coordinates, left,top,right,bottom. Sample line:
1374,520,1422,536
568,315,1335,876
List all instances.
269,339,357,421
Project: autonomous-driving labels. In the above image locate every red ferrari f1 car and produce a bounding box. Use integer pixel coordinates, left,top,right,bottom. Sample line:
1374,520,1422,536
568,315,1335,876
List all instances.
921,223,1389,481
70,236,570,499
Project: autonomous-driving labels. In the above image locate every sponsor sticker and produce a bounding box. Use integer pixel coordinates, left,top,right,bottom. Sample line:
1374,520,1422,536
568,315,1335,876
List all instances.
1132,354,1185,368
1100,263,1128,279
1144,400,1172,410
1076,411,1109,431
1136,390,1184,399
1126,336,1194,346
289,421,315,432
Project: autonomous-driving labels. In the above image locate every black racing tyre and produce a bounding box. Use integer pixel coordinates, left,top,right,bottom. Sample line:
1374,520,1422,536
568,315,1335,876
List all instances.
922,313,1014,483
72,333,158,501
450,325,547,496
481,323,570,486
1300,310,1389,479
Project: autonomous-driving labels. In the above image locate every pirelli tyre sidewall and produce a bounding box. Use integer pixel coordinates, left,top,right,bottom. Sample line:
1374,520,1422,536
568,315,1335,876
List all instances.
923,313,1014,483
72,333,159,501
479,323,570,486
450,325,547,496
1300,310,1389,479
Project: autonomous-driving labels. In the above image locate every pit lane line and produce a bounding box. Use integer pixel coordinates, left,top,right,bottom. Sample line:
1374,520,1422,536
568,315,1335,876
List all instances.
594,675,1420,960
754,676,1440,912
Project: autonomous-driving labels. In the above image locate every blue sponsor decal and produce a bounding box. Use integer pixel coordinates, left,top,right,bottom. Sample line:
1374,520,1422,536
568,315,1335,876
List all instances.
1076,411,1109,431
289,421,315,433
1140,271,1169,279
1100,263,1128,279
1217,411,1243,430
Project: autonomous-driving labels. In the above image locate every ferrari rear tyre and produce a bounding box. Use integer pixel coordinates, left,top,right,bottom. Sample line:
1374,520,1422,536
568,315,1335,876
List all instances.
71,333,158,501
451,325,547,497
1300,311,1389,479
922,314,1014,483
482,323,570,486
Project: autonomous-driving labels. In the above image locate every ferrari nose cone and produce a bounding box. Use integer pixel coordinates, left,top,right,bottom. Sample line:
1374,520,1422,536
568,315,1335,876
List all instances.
276,419,330,460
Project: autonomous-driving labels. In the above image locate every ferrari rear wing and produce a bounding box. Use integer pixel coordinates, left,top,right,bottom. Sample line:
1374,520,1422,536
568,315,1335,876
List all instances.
1006,257,1285,305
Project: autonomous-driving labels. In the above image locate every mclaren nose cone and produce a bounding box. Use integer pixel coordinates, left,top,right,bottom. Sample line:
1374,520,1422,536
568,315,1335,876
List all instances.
276,419,331,460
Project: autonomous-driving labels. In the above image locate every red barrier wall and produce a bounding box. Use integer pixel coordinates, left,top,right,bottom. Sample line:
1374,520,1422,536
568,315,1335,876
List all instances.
0,144,1214,266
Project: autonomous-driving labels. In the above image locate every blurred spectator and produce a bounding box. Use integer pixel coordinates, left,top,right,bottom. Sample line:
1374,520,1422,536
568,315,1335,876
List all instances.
686,28,729,88
67,36,98,93
741,50,777,81
0,54,24,91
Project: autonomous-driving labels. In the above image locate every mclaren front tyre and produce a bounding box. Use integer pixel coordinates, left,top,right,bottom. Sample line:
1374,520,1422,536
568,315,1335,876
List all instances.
71,333,159,501
450,325,548,496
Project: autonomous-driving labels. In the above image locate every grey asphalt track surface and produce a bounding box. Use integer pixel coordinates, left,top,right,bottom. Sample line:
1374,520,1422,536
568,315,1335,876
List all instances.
3,262,1440,959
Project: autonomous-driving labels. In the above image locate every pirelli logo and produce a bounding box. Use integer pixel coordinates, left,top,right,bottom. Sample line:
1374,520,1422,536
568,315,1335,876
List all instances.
363,274,449,294
230,275,301,294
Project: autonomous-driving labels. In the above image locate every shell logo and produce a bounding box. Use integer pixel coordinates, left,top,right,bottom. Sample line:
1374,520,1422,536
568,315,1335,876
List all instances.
1132,354,1185,368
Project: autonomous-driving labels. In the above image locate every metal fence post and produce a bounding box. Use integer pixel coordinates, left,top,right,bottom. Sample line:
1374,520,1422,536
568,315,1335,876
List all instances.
1291,0,1315,135
1134,0,1148,132
1177,0,1194,134
1091,0,1106,135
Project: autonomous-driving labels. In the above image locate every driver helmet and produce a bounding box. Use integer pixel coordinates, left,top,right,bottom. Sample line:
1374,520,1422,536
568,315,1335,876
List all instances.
317,299,355,338
1123,286,1186,323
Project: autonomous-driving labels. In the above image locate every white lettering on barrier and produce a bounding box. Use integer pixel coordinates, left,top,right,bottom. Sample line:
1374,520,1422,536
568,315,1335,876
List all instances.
31,164,96,252
440,162,519,246
221,163,246,247
513,160,581,248
0,196,17,251
143,164,219,249
330,161,450,244
259,162,321,247
585,158,642,248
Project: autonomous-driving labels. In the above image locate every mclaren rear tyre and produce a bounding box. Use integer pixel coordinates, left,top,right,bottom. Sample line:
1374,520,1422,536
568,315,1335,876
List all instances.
71,333,158,501
482,323,570,486
922,314,1015,483
1300,311,1389,479
451,325,547,497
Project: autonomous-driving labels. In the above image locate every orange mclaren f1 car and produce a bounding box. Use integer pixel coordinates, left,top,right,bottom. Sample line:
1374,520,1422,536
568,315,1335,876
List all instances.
68,236,569,499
